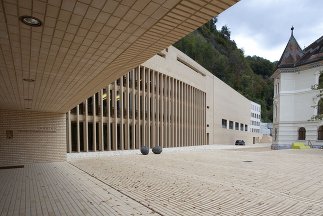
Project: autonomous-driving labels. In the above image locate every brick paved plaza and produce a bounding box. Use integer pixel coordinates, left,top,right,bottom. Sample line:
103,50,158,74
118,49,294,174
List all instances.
1,145,323,215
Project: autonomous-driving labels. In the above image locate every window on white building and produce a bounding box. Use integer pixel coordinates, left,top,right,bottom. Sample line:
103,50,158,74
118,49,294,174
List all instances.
222,119,227,128
319,73,323,89
318,99,323,115
318,126,323,140
229,121,233,129
235,122,239,130
298,127,306,140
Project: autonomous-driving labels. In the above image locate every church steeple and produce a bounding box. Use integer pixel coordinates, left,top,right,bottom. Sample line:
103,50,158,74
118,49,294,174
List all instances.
277,26,303,68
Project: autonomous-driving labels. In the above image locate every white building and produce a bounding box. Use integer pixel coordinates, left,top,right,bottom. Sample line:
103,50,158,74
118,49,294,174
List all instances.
250,102,261,134
271,29,323,149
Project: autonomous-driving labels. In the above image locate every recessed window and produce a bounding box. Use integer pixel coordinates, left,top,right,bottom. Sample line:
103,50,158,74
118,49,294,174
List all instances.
207,124,209,127
298,127,306,140
229,121,233,129
245,125,248,132
318,126,323,140
235,122,239,130
222,119,227,128
240,123,243,131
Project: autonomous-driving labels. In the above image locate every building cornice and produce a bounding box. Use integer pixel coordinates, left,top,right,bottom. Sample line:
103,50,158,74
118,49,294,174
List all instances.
271,59,323,79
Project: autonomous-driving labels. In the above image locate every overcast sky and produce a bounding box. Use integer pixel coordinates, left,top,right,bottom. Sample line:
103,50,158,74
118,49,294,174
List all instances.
216,0,323,62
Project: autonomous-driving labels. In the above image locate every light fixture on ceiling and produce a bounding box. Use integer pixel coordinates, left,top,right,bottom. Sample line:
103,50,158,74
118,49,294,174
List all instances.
23,78,35,82
19,16,42,27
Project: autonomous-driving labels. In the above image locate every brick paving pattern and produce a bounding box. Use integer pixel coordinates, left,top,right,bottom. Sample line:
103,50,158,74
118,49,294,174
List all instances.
72,148,323,216
0,162,157,216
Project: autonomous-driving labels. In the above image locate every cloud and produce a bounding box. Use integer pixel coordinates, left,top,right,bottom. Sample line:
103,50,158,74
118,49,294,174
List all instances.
216,0,323,61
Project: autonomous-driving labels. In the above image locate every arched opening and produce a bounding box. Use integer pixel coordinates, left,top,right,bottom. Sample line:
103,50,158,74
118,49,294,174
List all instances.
318,126,323,140
318,99,323,115
298,127,306,140
319,74,323,89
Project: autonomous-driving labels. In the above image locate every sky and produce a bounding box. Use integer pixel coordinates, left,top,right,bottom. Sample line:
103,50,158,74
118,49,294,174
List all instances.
216,0,323,62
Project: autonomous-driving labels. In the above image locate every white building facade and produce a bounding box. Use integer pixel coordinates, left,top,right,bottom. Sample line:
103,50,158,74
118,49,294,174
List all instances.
272,30,323,149
250,102,261,134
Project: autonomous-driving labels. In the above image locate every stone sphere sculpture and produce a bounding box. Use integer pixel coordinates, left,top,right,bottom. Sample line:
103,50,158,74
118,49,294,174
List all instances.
152,146,162,154
140,146,149,155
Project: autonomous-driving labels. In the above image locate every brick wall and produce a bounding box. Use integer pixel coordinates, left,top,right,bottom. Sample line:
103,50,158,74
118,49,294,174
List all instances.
0,109,66,166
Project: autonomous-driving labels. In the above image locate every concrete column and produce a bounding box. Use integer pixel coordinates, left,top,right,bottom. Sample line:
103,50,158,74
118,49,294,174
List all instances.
172,78,175,147
203,93,206,145
107,85,111,151
174,80,177,147
193,89,196,146
164,75,167,148
142,67,146,147
189,86,192,146
84,99,88,152
76,105,80,152
113,81,117,150
177,80,180,147
167,77,172,147
156,72,160,147
131,69,135,149
92,94,96,151
67,111,71,153
152,70,155,147
160,74,164,148
179,82,183,147
198,90,201,145
125,72,130,150
120,76,124,150
99,89,104,151
147,69,151,148
136,67,140,149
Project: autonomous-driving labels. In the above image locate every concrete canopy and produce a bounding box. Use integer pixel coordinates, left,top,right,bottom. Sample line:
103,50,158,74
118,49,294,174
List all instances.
0,0,238,113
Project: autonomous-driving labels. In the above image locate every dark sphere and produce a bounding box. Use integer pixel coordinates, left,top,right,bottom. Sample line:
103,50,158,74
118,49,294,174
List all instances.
140,146,149,155
152,146,162,154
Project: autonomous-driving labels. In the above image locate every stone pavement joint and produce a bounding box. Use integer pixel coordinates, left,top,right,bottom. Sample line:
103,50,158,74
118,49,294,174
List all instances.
69,162,163,216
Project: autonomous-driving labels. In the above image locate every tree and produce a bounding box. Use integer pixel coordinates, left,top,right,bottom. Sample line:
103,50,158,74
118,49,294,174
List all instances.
220,25,231,39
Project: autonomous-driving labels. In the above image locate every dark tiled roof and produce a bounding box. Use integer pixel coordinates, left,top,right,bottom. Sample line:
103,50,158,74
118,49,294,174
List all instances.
296,36,323,66
277,34,303,68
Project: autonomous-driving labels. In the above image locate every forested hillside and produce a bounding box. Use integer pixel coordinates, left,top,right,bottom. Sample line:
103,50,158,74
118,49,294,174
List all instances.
174,18,274,122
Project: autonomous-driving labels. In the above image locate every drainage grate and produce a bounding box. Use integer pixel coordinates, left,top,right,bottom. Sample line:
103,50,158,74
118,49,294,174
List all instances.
0,165,24,170
242,161,253,163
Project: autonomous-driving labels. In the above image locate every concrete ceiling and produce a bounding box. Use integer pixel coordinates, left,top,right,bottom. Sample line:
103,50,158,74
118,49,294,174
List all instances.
0,0,238,113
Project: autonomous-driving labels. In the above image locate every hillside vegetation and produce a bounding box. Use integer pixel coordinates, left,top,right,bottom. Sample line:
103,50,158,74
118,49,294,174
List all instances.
174,18,274,122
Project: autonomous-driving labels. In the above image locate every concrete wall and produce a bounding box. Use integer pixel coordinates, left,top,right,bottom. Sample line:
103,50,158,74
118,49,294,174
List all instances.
211,75,257,145
144,46,261,145
0,109,66,166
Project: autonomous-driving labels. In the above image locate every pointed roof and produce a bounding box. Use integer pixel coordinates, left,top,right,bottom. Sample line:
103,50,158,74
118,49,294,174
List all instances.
277,27,303,68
